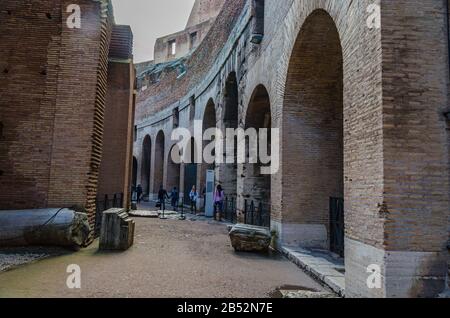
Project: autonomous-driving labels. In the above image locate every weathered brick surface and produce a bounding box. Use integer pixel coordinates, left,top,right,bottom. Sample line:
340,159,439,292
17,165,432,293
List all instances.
381,0,449,252
0,1,134,232
135,0,449,297
0,0,62,208
98,25,135,208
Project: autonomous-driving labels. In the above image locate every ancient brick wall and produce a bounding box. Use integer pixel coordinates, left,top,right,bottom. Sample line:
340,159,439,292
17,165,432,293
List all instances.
134,0,449,297
46,0,112,231
381,0,449,252
0,0,62,209
98,25,135,209
0,0,116,231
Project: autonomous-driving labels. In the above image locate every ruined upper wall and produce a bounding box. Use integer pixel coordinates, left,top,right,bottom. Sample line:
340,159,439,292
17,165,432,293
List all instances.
109,25,133,60
153,19,213,64
153,0,227,64
186,0,226,28
137,0,247,121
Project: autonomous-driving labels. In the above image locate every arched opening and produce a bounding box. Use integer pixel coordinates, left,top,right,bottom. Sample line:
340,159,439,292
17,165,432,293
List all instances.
132,156,138,188
220,72,239,199
283,10,344,256
183,137,198,200
199,99,217,194
243,85,271,227
154,131,165,194
141,136,152,195
167,144,181,191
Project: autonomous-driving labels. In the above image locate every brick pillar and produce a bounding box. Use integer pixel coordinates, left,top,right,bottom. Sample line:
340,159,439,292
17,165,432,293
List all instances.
346,0,450,298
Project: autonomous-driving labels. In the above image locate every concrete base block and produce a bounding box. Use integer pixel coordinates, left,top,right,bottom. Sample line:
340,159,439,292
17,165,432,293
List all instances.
345,238,447,298
272,221,328,249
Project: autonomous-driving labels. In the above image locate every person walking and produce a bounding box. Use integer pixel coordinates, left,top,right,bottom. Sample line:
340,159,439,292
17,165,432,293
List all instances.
189,185,199,215
214,185,225,221
170,187,179,211
158,185,169,211
136,184,143,204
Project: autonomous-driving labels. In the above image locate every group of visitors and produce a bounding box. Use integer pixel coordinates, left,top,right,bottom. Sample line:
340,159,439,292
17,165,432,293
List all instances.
132,183,226,221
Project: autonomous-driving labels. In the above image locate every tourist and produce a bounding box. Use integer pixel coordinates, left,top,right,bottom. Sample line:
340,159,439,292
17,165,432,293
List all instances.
158,185,169,211
189,186,198,214
214,185,225,221
170,187,179,211
136,184,143,204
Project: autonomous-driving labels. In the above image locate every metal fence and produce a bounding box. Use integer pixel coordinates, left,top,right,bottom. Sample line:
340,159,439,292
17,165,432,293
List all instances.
94,193,124,237
223,196,237,223
217,197,270,228
244,199,271,228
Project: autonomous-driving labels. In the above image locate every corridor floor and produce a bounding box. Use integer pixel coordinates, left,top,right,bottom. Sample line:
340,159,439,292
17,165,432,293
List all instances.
0,216,325,298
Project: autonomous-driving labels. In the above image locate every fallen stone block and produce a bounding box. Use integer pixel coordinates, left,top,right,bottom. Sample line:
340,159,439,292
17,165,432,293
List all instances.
228,224,271,252
99,208,135,251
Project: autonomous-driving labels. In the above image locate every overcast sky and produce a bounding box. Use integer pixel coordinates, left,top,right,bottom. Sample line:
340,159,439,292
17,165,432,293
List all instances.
112,0,196,63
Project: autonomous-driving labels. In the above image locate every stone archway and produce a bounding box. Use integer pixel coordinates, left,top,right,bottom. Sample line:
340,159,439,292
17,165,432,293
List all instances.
198,98,217,194
154,130,165,195
220,72,239,199
242,85,271,227
183,137,198,201
141,135,152,195
167,144,181,192
282,9,344,254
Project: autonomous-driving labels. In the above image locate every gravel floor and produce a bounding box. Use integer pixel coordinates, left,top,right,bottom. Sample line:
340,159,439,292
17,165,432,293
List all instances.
0,247,68,273
0,216,326,298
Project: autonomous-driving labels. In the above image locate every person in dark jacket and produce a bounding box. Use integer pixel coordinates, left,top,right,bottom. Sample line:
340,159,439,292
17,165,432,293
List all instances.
170,187,179,211
158,185,169,211
136,184,143,204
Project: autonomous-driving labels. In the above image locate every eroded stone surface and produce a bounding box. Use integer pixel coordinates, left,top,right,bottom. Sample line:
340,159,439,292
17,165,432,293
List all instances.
229,224,271,252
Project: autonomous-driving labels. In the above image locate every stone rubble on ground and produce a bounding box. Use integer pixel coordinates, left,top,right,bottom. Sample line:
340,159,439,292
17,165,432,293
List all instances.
228,224,272,252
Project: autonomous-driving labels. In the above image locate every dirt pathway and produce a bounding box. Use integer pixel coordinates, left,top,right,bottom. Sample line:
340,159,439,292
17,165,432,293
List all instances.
0,217,325,298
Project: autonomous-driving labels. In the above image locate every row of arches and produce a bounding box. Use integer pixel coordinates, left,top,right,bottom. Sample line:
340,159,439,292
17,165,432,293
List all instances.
134,81,273,209
135,9,344,256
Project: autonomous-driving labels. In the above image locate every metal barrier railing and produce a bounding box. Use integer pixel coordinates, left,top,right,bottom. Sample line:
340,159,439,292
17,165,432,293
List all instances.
223,196,237,223
244,199,270,228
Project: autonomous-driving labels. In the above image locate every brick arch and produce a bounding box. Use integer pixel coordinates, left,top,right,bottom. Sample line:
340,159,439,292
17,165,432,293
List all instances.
183,137,199,200
218,71,239,198
242,80,275,125
280,9,344,252
202,98,217,130
166,143,181,192
154,130,165,194
141,135,152,195
223,71,239,125
240,84,272,227
198,98,218,192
